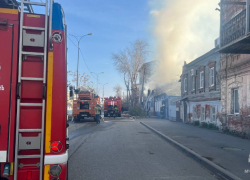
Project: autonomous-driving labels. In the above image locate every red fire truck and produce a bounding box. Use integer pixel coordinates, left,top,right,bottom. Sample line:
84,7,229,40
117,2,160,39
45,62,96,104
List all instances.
72,90,100,122
0,1,68,180
104,97,122,117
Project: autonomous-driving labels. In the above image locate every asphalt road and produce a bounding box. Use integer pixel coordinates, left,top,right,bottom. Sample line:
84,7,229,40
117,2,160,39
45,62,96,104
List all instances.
68,118,218,180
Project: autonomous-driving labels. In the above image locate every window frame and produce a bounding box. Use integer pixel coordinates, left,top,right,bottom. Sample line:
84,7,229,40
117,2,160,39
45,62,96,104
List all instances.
234,89,239,114
192,76,195,91
210,106,216,121
210,67,214,87
201,106,205,121
184,78,187,92
200,71,204,89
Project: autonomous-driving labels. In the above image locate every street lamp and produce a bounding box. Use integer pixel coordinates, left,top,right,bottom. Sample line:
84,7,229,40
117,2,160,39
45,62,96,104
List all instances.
99,83,108,105
91,72,104,94
69,33,92,92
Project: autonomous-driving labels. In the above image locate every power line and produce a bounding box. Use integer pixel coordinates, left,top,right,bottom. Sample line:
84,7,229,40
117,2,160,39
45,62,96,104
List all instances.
79,48,97,80
67,36,96,79
67,36,78,48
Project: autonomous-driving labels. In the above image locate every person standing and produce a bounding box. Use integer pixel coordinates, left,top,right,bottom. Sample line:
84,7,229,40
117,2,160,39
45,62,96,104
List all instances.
114,105,118,118
95,104,101,124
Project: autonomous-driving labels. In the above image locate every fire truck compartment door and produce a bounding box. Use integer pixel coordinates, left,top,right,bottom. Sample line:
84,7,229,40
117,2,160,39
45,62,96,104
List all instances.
0,25,13,162
19,133,41,150
23,29,45,47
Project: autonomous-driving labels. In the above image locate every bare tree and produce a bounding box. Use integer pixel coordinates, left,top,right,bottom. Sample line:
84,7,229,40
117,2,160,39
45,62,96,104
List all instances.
112,39,148,106
67,70,90,91
113,84,122,97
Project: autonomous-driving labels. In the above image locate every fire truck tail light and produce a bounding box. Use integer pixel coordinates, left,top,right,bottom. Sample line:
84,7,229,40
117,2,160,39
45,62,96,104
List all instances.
27,171,32,180
49,165,62,177
51,141,63,153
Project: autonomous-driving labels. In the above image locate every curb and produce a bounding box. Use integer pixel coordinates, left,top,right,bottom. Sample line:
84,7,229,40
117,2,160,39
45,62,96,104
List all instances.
140,122,242,180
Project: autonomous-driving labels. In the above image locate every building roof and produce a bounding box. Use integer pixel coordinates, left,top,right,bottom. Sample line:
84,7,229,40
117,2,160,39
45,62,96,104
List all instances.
185,48,219,67
154,82,181,96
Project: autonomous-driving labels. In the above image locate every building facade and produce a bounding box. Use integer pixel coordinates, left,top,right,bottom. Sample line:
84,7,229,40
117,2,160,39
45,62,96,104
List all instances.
180,48,221,126
168,96,180,121
154,93,167,118
219,1,250,136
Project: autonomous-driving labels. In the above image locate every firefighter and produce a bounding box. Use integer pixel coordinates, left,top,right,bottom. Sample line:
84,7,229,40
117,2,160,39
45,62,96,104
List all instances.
114,105,118,118
160,104,165,119
95,103,101,124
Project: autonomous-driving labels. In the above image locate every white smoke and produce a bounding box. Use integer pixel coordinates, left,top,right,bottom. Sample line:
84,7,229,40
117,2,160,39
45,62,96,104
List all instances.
149,0,220,87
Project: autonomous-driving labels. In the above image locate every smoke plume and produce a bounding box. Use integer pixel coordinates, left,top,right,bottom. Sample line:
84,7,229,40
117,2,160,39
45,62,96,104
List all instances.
149,0,220,87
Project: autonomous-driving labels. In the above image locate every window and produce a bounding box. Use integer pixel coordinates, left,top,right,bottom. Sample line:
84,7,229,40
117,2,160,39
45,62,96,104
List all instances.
201,106,205,121
233,89,239,114
184,78,187,92
192,76,195,90
80,102,89,109
193,106,197,119
210,67,214,87
210,106,216,121
200,71,204,88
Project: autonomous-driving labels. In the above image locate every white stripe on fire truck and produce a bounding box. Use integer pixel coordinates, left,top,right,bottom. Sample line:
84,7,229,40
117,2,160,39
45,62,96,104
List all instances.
44,151,68,164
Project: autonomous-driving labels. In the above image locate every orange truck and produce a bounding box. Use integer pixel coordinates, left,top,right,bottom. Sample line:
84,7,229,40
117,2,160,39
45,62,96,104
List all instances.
72,91,100,121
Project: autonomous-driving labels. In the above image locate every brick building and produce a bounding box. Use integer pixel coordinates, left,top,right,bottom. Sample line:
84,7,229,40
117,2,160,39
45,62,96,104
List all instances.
219,1,250,136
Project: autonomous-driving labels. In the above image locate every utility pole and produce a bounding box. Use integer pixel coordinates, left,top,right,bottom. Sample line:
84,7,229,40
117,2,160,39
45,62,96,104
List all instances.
141,65,146,106
99,83,108,105
91,72,104,95
69,33,92,91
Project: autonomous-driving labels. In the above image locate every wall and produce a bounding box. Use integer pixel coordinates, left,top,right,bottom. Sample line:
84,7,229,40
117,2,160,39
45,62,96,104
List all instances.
168,96,180,120
187,101,222,126
220,54,250,136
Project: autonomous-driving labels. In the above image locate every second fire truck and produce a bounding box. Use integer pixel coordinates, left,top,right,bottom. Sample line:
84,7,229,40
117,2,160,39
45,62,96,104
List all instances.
104,97,122,118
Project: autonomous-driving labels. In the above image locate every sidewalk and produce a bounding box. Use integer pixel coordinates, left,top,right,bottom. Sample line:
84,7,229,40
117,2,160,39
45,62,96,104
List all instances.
139,118,250,180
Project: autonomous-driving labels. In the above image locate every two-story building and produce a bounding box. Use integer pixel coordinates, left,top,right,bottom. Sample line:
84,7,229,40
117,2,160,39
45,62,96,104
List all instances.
180,47,221,126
